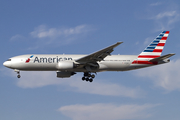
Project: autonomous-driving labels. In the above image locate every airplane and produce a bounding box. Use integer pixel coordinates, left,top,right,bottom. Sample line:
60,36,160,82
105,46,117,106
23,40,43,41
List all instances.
3,31,175,82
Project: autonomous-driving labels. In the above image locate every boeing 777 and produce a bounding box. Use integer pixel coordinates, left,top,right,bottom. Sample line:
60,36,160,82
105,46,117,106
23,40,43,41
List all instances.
3,31,175,82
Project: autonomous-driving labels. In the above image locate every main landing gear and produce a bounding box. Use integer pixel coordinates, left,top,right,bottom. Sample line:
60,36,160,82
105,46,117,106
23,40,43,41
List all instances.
82,72,95,82
14,69,21,78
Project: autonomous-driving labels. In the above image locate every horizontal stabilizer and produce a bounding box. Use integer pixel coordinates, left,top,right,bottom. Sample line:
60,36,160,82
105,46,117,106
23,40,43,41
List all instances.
149,53,175,62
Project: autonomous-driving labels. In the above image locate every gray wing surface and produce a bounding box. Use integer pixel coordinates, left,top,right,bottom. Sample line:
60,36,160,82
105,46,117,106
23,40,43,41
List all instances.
149,53,175,62
76,42,123,63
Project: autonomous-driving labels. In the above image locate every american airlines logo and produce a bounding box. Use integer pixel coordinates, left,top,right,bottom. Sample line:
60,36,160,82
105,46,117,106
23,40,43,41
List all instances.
33,56,73,63
25,55,34,63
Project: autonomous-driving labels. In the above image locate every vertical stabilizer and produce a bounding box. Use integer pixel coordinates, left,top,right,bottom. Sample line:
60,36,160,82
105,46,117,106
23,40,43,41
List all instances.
138,31,169,59
132,31,170,64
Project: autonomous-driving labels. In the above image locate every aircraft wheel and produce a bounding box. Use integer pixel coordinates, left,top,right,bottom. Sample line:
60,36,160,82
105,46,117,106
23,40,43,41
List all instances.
88,74,91,77
86,78,89,81
91,74,95,78
89,79,93,82
82,77,85,81
17,75,21,78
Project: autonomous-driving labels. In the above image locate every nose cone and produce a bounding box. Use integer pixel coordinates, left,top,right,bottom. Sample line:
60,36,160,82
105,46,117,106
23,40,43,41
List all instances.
3,61,11,68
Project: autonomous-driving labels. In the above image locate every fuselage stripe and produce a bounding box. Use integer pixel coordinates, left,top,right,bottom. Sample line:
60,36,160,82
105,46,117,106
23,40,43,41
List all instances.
132,60,158,65
138,55,160,58
153,49,163,52
157,43,165,46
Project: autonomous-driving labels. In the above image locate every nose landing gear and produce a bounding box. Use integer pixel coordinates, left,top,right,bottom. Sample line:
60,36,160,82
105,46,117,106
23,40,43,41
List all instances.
17,74,21,78
82,72,95,82
14,69,21,78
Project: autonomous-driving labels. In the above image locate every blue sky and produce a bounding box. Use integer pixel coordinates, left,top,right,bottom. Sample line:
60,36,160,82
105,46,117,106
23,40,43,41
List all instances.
1,0,180,120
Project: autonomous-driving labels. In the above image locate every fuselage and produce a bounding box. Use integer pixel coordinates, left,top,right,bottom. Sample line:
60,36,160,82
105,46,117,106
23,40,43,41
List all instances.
2,31,174,81
3,54,166,72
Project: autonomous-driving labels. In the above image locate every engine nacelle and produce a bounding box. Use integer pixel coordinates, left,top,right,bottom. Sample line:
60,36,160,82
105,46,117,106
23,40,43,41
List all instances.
56,71,76,78
56,61,75,70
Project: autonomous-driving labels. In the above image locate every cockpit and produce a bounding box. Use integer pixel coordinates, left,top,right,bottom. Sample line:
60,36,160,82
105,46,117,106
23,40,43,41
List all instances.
6,59,11,61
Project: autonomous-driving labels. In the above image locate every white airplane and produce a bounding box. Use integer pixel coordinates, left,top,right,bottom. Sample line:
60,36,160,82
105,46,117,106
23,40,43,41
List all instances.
3,31,175,82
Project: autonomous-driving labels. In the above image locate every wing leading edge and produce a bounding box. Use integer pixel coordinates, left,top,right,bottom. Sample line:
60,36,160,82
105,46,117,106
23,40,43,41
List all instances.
76,42,123,63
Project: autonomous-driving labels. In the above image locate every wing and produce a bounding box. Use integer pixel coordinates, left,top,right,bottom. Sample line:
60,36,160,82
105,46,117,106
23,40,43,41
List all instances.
76,42,123,63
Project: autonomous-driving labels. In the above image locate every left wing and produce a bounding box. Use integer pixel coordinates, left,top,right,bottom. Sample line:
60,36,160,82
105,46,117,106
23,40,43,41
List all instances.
76,42,123,63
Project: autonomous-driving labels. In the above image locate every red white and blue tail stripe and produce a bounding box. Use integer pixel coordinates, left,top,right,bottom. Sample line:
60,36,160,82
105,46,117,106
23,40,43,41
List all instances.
132,31,169,64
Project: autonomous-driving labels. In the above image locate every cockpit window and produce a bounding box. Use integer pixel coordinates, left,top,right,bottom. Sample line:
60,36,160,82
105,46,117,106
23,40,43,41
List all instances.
7,59,11,61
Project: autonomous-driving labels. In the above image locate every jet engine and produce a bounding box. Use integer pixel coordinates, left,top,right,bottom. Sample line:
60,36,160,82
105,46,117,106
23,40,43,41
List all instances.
56,61,75,70
56,71,76,78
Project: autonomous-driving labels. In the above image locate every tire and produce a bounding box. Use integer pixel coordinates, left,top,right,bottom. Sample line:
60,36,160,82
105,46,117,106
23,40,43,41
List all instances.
89,79,93,82
82,77,85,80
86,78,89,81
91,74,95,78
17,75,21,78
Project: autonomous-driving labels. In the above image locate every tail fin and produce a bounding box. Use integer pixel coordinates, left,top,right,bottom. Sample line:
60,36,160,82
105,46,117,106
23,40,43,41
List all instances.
138,31,169,59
